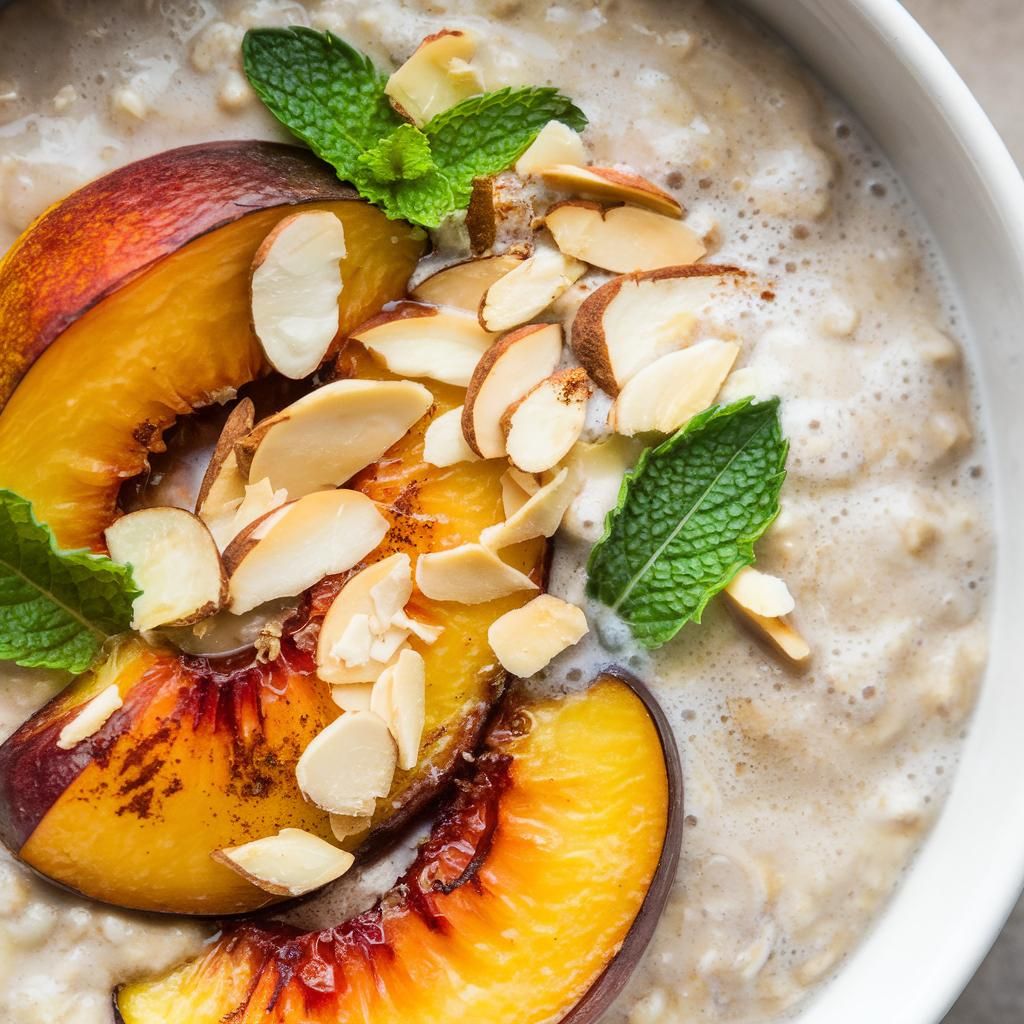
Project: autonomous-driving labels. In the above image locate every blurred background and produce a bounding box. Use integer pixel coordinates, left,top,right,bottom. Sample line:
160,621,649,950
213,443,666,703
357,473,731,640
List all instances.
903,2,1024,1020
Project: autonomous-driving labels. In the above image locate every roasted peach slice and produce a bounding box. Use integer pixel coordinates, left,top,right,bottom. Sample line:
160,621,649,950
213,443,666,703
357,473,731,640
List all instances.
115,673,682,1024
0,351,545,915
0,141,424,549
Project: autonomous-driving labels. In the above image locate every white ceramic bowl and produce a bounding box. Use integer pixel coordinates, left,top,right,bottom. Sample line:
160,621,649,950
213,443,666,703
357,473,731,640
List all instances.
742,2,1024,1021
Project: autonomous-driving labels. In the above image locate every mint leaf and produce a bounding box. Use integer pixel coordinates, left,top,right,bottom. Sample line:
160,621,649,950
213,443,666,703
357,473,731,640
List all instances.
357,124,435,183
242,27,402,177
0,491,139,673
424,87,588,205
586,398,788,648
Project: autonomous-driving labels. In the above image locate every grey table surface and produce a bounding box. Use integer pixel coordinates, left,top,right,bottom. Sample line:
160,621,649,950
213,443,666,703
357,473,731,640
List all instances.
900,2,1024,1021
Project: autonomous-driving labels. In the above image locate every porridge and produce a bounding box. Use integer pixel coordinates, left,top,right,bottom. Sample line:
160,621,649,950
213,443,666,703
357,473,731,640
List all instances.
0,1,992,1024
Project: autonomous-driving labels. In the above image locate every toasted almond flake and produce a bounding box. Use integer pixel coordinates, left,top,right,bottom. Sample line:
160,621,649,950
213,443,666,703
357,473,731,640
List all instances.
480,467,577,550
384,648,426,770
423,406,481,467
414,543,538,603
561,436,642,542
502,368,592,474
332,612,375,667
370,667,394,723
391,609,444,644
411,253,525,312
251,210,346,379
351,303,494,387
385,29,481,126
478,245,586,333
487,595,589,677
370,625,410,664
106,508,227,631
571,266,739,395
331,682,375,712
726,597,811,664
212,828,354,897
541,164,683,218
725,567,795,618
462,322,563,458
224,490,389,616
547,202,702,274
207,477,289,552
369,558,415,628
329,813,374,841
295,710,397,815
609,338,740,436
196,399,255,519
515,121,587,176
238,379,432,500
56,685,123,750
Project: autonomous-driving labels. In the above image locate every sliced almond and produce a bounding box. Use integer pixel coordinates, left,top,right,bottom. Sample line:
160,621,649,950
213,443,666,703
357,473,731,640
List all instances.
480,466,577,550
385,29,481,126
546,202,702,274
560,436,642,542
610,338,739,436
238,379,432,498
487,594,589,677
572,265,740,395
56,685,123,750
251,210,346,379
502,368,591,474
414,543,538,603
207,477,289,552
224,490,389,615
212,828,353,897
295,710,397,815
423,406,480,467
478,246,586,333
350,303,494,387
541,165,683,218
106,507,227,631
515,121,587,176
195,398,255,519
410,253,525,312
725,567,795,618
331,682,375,712
466,175,533,256
500,467,541,518
376,648,426,771
725,594,811,664
462,322,563,458
329,813,373,841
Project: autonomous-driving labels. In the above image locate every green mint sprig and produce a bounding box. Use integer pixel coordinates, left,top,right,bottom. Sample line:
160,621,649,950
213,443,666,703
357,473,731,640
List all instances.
242,27,587,228
0,490,139,673
586,398,788,648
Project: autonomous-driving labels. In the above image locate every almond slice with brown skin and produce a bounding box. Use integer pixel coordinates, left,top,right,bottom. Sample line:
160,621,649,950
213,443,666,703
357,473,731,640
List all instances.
572,265,741,395
540,165,683,218
462,322,563,458
410,253,525,312
385,29,481,126
106,507,227,631
609,338,739,436
414,543,538,603
212,828,355,897
480,467,578,550
502,368,592,474
423,406,481,467
224,490,389,615
478,246,586,333
295,710,397,816
56,685,123,750
195,398,255,520
251,210,346,380
546,202,704,274
515,121,587,176
236,379,432,498
350,302,494,387
724,582,810,665
466,176,534,256
206,477,289,552
487,595,589,677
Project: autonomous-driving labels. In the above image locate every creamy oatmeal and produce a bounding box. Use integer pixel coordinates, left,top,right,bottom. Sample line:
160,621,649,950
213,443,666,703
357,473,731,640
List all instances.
0,1,992,1023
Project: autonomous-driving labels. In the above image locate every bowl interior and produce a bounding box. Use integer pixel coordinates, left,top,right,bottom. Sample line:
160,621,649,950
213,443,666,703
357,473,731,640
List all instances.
741,1,1024,1021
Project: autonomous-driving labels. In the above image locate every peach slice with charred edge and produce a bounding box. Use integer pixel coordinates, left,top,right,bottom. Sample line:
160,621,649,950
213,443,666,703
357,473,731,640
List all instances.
0,141,424,550
0,349,545,915
114,671,682,1024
